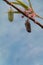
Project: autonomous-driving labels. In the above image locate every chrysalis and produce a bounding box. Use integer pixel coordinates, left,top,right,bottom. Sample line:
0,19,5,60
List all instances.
25,19,31,32
8,7,14,22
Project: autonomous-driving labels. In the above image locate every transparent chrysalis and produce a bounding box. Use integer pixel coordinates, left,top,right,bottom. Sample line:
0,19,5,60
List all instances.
8,7,14,22
25,19,31,32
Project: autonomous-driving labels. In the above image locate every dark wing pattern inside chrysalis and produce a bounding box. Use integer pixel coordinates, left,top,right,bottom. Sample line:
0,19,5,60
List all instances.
25,19,31,32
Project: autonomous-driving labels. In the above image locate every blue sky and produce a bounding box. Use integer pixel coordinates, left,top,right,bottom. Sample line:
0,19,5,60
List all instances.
0,0,43,65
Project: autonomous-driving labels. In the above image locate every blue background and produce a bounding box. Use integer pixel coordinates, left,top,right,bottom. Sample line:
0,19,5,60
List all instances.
0,0,43,65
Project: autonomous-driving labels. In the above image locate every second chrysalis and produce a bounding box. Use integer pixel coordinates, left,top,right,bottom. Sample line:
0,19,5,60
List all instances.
8,7,14,22
25,19,31,33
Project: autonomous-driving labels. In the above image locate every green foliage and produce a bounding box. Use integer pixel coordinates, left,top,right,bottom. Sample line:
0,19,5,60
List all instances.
16,0,29,9
28,0,34,11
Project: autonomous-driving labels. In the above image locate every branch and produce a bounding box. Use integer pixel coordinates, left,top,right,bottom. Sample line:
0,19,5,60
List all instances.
3,0,43,28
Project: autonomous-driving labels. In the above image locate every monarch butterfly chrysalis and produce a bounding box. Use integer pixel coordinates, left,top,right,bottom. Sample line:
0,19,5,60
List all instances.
25,19,31,32
8,7,14,22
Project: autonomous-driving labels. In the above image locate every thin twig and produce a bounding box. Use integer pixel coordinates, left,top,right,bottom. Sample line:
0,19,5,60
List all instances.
3,0,43,28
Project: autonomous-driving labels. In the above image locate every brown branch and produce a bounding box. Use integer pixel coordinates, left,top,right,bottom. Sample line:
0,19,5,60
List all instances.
3,0,43,28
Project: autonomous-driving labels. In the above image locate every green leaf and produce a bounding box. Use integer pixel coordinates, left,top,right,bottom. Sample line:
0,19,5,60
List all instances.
28,0,34,12
16,0,29,10
13,11,20,14
11,2,20,5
